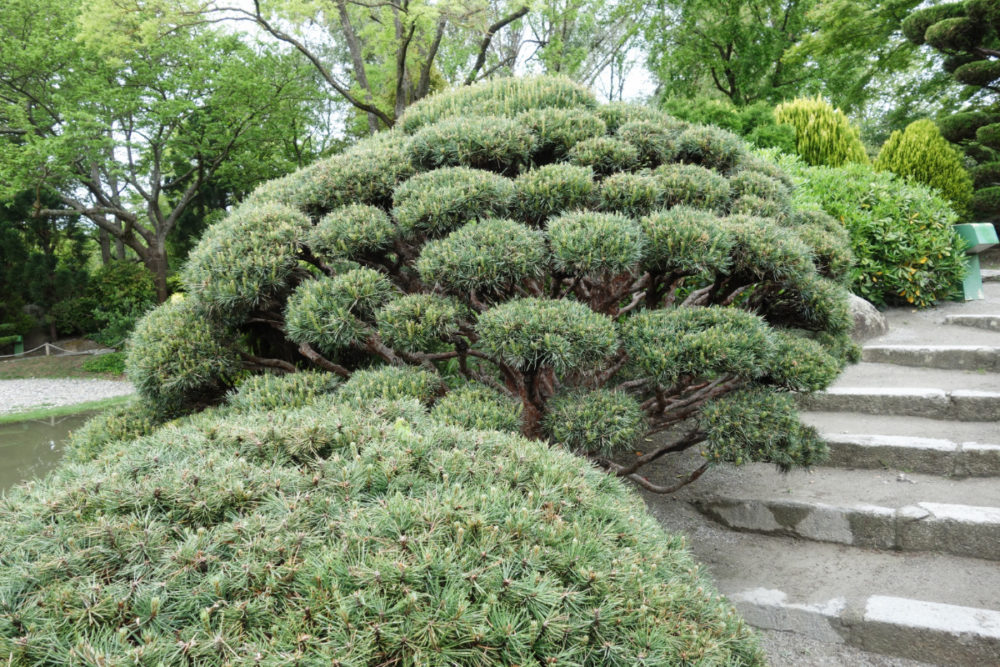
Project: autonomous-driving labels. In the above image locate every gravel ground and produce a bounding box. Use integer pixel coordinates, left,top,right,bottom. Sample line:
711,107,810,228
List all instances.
0,378,135,415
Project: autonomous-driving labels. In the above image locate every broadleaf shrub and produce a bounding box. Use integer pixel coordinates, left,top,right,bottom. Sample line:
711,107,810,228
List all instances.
127,76,856,492
0,402,765,664
783,155,966,307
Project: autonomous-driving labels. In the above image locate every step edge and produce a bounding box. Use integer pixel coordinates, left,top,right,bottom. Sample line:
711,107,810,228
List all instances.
729,588,1000,665
692,496,1000,560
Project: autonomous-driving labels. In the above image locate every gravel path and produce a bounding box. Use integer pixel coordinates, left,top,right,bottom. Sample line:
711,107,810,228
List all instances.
0,379,135,415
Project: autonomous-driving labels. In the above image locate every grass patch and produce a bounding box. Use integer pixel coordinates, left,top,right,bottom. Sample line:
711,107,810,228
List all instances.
0,395,133,425
80,351,125,375
0,354,124,380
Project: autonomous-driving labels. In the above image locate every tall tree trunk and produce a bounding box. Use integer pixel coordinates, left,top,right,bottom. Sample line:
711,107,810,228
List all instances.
115,237,127,261
98,228,112,265
144,241,170,303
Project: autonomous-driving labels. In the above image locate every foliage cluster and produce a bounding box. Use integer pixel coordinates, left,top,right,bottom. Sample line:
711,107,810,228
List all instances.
0,399,765,665
127,76,855,492
775,97,870,167
784,155,967,308
40,261,157,351
661,97,797,154
80,351,126,375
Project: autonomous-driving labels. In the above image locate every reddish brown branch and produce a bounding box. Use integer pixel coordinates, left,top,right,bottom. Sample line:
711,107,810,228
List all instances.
297,343,351,379
239,352,297,374
682,285,713,306
626,463,710,494
594,350,628,387
602,428,706,477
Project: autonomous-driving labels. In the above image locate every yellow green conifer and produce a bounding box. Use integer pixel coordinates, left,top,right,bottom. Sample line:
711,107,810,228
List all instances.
775,97,869,167
875,118,974,213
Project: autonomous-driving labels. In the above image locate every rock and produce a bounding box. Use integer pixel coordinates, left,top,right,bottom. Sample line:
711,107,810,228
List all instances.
848,294,889,342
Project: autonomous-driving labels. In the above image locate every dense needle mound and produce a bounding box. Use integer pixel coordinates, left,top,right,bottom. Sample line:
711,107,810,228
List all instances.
0,400,765,665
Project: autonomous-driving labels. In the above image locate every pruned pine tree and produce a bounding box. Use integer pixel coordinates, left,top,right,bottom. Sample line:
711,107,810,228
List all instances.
128,76,857,493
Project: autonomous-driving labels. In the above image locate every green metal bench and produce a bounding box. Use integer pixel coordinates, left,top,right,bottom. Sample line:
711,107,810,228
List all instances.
954,223,999,300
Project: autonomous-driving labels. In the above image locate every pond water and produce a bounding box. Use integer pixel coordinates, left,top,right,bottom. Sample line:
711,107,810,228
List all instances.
0,412,94,494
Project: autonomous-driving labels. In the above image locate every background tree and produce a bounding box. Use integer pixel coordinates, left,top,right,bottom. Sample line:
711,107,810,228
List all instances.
95,0,647,137
788,0,963,131
157,0,535,135
0,0,327,302
519,0,643,95
643,0,816,105
903,0,1000,220
0,193,90,339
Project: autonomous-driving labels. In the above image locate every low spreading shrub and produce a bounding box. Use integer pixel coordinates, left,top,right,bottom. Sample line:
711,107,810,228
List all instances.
128,76,856,492
783,155,966,307
0,402,765,665
63,400,163,462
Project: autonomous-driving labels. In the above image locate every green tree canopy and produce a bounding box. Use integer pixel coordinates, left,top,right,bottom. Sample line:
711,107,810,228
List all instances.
108,0,643,137
643,0,815,105
903,0,1000,219
0,0,327,301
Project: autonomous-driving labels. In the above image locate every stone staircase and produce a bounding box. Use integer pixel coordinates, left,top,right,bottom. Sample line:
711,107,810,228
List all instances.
642,277,1000,666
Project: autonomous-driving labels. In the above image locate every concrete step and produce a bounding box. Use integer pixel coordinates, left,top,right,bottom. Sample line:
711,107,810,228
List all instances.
801,411,1000,442
862,344,1000,371
734,590,1000,666
820,433,1000,477
642,497,1000,666
800,387,1000,421
868,322,1000,348
832,362,1000,392
982,268,1000,283
648,460,1000,560
693,495,1000,561
945,314,1000,331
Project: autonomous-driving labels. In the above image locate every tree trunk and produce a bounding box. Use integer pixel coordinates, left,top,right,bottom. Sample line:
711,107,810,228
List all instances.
144,241,170,302
98,228,112,265
114,237,127,261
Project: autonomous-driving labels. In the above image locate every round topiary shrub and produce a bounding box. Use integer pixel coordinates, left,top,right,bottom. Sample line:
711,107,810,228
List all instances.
0,402,765,664
875,118,974,213
125,299,241,416
127,75,856,491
